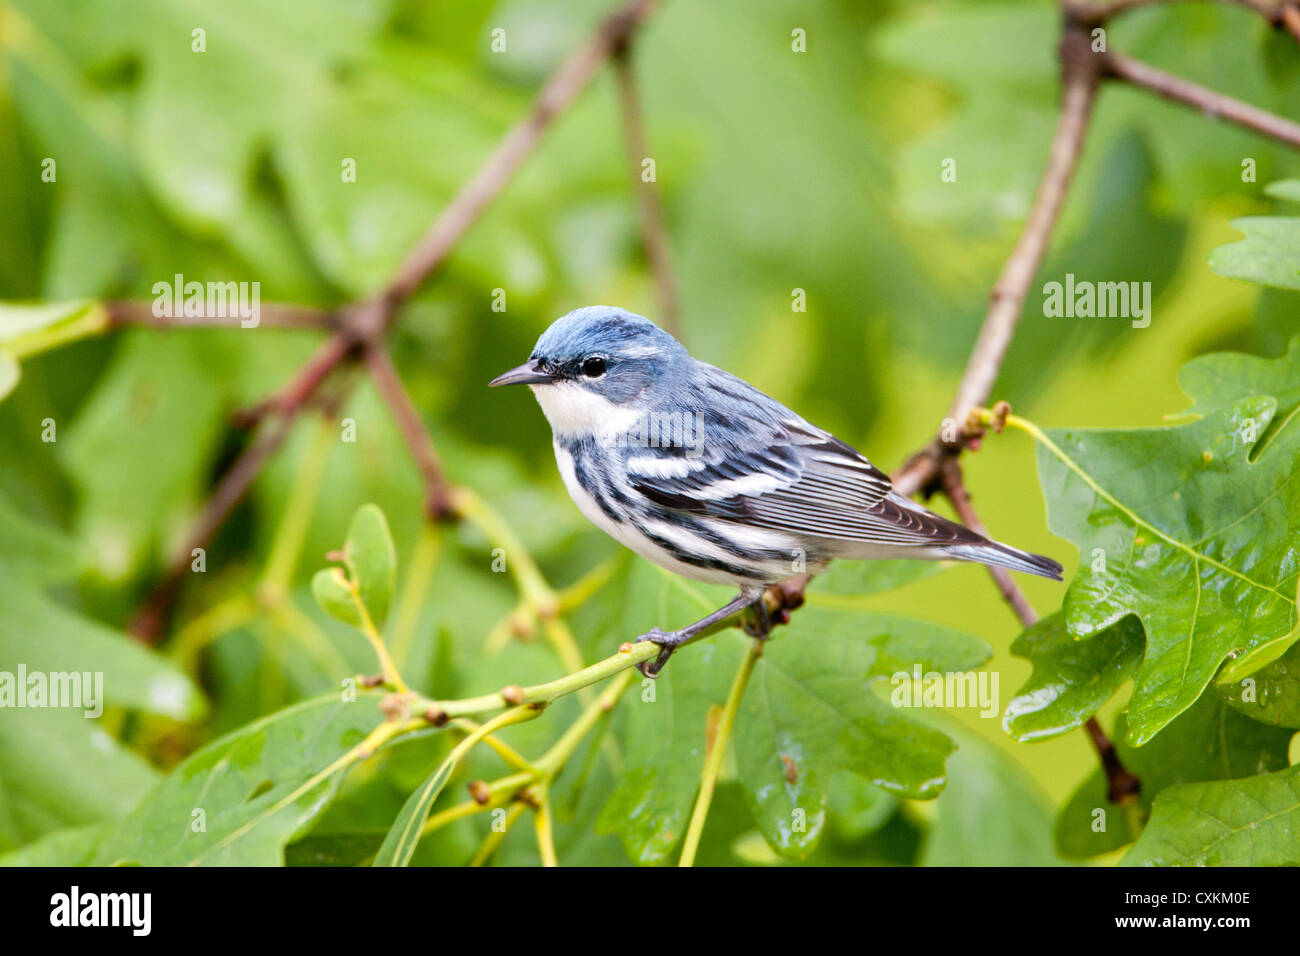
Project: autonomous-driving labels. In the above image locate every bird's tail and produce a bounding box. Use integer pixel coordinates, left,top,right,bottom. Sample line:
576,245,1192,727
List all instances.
945,540,1064,581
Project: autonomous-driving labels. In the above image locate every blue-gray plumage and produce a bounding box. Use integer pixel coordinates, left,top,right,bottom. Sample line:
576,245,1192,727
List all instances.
491,306,1062,675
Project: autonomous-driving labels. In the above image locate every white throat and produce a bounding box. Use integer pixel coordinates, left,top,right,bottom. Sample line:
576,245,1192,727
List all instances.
530,381,641,440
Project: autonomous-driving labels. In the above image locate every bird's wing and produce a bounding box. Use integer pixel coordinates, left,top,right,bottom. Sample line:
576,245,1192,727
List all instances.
625,416,975,547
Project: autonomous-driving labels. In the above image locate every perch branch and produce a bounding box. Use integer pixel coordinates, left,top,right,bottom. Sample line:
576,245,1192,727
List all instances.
364,345,456,520
1101,50,1300,148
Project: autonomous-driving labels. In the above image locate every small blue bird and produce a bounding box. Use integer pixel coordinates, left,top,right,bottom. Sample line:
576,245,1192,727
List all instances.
491,306,1062,675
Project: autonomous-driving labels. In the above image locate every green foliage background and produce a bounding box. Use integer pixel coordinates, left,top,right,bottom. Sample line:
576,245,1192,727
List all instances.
1,0,1298,865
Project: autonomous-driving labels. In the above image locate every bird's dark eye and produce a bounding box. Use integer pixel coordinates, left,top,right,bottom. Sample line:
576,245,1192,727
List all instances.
582,356,607,378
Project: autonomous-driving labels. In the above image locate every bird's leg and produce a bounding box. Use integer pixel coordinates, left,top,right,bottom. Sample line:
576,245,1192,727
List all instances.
635,587,764,679
742,593,774,640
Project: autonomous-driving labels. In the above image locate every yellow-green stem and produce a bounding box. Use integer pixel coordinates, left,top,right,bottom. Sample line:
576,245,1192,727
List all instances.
389,522,442,669
534,787,558,867
679,639,763,867
470,802,527,866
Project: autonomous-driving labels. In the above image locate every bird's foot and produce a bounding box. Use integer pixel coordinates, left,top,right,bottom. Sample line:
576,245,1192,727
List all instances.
634,626,687,679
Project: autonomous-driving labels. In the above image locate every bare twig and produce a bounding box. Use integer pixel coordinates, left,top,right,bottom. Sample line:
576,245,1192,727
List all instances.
364,345,456,520
104,300,332,330
383,0,662,310
613,46,682,339
937,456,1141,805
938,459,1039,628
1284,4,1300,42
1102,50,1300,148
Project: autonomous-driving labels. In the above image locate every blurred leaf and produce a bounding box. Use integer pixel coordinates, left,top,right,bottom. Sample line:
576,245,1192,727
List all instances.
1209,180,1300,290
0,352,17,401
93,693,388,865
0,488,78,582
343,503,396,630
1055,695,1292,858
734,609,990,860
920,725,1066,866
60,332,236,581
813,558,946,596
1123,764,1300,866
1037,343,1300,744
0,587,202,720
1003,612,1144,742
311,568,363,628
0,299,105,348
0,824,106,866
0,708,158,850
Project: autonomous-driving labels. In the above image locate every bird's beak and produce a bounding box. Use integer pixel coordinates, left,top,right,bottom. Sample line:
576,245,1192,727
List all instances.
489,360,554,387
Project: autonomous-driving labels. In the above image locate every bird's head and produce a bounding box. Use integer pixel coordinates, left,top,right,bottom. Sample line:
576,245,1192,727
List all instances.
490,306,688,438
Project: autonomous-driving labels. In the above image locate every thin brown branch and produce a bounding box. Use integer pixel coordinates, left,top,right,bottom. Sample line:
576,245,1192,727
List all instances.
105,300,332,330
383,0,662,311
128,414,297,640
893,25,1102,499
1064,0,1287,25
937,457,1141,805
129,0,664,640
1284,4,1300,42
613,46,682,339
938,459,1038,629
1102,50,1300,148
364,345,456,520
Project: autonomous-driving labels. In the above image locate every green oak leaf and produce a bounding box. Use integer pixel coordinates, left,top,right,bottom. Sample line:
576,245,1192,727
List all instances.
1055,695,1292,858
596,565,742,866
1208,180,1300,290
343,503,397,630
1123,764,1300,866
1214,640,1300,728
92,693,389,865
1004,612,1144,742
1035,341,1300,744
734,608,989,860
598,563,990,863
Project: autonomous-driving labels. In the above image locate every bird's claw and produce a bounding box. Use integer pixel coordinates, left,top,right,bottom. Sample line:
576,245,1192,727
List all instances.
634,626,683,679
